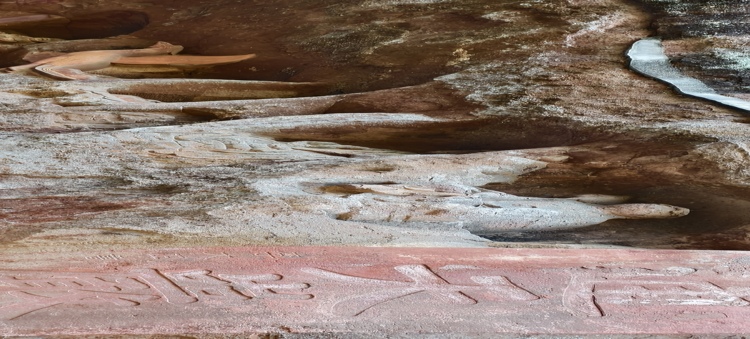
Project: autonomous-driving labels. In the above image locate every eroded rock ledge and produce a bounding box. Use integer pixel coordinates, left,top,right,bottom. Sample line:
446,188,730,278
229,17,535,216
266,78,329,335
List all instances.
0,0,749,252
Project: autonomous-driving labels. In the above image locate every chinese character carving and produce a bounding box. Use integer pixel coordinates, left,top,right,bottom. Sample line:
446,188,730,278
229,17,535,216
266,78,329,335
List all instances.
0,272,159,320
164,270,313,302
303,264,539,316
0,269,313,320
563,266,750,318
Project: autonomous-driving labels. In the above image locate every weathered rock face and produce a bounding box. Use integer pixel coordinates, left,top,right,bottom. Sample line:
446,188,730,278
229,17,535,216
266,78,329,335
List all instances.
637,0,750,96
1,0,749,253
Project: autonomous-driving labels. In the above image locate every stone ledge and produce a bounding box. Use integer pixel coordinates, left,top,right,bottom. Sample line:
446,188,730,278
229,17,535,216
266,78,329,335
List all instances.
1,246,748,336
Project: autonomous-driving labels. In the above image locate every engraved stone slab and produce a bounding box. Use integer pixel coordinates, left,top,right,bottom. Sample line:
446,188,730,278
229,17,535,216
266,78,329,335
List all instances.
0,247,748,335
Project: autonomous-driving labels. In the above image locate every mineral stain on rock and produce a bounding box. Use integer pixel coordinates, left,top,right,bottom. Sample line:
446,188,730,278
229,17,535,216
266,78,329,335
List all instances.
0,196,143,223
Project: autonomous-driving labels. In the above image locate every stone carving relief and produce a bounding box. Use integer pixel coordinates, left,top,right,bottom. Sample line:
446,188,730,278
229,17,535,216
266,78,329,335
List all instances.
303,264,540,316
1,247,748,335
0,269,312,320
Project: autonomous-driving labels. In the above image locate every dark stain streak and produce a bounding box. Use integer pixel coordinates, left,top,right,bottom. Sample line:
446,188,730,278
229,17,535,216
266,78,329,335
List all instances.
0,196,144,223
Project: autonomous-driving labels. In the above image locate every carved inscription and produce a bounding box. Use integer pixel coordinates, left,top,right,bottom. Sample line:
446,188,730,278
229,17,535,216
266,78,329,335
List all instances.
0,271,159,320
165,270,312,302
563,267,750,317
0,269,311,320
0,265,538,320
303,264,540,316
5,263,746,322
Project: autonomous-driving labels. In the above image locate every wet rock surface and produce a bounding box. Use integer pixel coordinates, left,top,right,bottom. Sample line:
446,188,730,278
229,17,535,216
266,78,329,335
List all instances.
1,1,749,255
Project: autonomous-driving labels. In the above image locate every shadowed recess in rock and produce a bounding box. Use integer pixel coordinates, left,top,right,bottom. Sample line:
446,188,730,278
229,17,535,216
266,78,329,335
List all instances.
484,141,750,250
106,79,332,102
267,115,618,154
0,11,149,40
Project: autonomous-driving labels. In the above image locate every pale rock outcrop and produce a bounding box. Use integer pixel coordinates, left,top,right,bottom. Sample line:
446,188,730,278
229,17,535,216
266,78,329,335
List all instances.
1,0,748,251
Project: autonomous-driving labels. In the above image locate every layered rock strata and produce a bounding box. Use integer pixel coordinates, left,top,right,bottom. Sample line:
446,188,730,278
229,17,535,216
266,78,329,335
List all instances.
0,0,749,252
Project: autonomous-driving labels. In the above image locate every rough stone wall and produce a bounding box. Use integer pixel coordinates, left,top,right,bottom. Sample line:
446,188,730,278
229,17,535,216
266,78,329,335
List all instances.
0,0,749,253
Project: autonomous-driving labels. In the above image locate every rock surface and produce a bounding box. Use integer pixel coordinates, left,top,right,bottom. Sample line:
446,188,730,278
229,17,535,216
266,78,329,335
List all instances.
628,37,750,112
1,246,749,336
1,0,749,249
1,0,750,335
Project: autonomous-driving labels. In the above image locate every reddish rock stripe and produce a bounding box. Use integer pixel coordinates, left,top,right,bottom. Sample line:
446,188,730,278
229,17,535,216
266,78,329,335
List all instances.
0,247,748,335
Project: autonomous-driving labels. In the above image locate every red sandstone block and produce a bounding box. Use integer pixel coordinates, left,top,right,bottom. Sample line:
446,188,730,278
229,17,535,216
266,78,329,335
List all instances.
0,247,748,335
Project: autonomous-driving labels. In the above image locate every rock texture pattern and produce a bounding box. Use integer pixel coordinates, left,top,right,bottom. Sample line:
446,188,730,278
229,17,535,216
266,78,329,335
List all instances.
1,246,749,336
628,38,750,112
1,0,750,251
2,0,750,336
